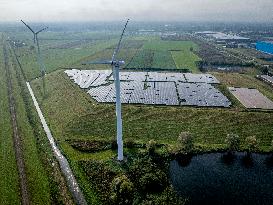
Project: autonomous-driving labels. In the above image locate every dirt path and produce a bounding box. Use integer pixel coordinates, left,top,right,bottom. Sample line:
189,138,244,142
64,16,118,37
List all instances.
3,41,30,205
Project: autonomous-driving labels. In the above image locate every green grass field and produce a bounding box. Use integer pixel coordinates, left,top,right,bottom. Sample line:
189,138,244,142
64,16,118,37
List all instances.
11,30,273,203
172,50,201,72
0,35,21,205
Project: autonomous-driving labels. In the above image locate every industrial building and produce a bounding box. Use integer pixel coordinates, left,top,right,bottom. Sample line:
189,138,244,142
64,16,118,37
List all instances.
196,31,249,41
256,41,273,55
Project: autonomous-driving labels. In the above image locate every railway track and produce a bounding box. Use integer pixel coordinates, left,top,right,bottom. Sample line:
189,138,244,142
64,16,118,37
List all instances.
3,40,30,205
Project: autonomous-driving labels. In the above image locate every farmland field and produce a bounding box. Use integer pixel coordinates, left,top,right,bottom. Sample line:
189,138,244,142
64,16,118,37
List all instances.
13,31,202,81
126,40,201,72
172,50,201,72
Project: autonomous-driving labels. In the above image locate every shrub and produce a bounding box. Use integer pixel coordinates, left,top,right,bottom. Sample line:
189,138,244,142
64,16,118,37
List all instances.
225,133,240,153
110,175,134,205
79,161,117,202
139,170,167,193
245,136,259,154
271,139,273,151
177,132,194,153
129,157,156,181
128,157,168,192
142,186,186,205
146,140,157,154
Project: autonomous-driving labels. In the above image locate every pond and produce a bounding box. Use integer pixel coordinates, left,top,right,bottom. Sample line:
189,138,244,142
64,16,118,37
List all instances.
169,152,273,205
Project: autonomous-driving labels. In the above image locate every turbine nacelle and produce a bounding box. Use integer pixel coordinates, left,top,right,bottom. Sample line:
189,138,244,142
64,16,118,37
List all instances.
21,19,48,96
112,60,125,66
21,20,48,44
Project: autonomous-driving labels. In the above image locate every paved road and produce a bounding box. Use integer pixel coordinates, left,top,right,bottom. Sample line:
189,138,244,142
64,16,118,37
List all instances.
26,82,87,205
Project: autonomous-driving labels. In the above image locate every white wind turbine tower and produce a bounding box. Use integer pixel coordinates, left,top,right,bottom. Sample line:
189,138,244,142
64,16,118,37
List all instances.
83,19,130,161
21,20,48,95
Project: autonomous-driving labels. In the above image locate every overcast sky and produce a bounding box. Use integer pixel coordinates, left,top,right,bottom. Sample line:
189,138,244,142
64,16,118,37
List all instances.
0,0,272,22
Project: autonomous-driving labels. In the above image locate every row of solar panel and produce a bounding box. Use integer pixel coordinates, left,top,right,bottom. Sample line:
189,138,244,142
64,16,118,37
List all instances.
87,81,231,107
65,69,220,89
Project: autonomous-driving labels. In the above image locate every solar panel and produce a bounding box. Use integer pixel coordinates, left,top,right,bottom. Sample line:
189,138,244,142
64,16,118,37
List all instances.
260,75,273,85
184,73,220,84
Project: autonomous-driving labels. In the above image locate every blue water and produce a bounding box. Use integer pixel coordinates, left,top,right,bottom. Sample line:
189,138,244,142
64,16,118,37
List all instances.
256,41,273,55
169,152,273,205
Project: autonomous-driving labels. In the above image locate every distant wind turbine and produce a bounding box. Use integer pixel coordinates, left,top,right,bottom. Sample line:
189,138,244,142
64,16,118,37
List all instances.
21,20,48,95
83,19,130,161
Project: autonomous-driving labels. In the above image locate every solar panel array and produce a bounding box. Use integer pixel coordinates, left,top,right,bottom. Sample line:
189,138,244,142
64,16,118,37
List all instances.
108,71,219,84
177,83,230,107
65,69,230,107
146,72,186,82
109,71,147,82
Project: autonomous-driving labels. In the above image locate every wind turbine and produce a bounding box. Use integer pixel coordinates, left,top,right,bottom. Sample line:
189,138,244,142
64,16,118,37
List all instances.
83,19,130,161
21,20,48,95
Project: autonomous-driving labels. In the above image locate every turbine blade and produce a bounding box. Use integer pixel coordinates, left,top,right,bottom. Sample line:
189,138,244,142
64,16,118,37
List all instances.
36,27,48,34
82,60,113,65
111,19,129,62
21,20,35,34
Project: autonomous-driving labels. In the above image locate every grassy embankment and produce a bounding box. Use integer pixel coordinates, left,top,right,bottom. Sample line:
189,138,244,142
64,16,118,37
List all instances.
8,43,52,204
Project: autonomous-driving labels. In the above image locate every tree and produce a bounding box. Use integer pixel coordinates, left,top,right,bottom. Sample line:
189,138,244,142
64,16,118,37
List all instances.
177,132,194,153
225,133,240,153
